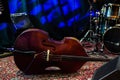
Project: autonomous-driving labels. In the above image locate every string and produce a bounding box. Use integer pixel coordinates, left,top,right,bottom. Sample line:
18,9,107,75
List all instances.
24,51,46,73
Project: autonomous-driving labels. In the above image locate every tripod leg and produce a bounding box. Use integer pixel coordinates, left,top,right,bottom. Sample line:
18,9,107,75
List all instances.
80,30,94,42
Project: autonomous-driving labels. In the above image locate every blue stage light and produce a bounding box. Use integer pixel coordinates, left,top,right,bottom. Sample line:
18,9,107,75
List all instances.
0,23,8,30
58,22,65,28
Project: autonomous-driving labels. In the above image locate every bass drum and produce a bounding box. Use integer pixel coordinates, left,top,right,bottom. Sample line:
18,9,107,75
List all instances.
103,27,120,54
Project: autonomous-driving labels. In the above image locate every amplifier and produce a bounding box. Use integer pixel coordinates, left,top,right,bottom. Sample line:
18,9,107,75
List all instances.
92,56,120,80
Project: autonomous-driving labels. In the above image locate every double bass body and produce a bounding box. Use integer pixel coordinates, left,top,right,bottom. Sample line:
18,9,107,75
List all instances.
14,28,88,74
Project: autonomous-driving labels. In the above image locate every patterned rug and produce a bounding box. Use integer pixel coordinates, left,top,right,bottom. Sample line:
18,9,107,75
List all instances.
0,42,117,80
0,56,105,80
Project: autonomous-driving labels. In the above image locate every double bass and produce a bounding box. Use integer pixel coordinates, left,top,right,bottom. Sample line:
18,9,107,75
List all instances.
0,28,110,74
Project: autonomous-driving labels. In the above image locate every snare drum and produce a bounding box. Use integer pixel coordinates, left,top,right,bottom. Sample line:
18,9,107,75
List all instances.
103,27,120,53
101,3,120,19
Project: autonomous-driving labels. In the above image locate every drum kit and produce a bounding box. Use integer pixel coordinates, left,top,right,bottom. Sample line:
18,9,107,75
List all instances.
80,1,120,55
102,3,120,54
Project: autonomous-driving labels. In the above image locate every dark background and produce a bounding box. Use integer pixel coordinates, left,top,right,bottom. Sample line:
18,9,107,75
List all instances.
0,0,119,48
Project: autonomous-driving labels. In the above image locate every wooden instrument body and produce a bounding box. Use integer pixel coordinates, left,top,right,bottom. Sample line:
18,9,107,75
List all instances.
14,28,88,74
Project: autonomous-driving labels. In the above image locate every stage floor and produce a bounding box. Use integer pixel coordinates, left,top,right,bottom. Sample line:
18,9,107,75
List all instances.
0,42,117,80
0,56,105,80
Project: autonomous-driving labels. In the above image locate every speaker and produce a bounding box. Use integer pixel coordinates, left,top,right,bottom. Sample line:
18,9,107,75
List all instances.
10,12,33,30
10,12,33,37
92,56,120,80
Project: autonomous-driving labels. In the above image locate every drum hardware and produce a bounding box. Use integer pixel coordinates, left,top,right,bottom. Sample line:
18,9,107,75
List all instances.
80,0,94,43
101,19,112,34
80,0,105,57
80,0,103,42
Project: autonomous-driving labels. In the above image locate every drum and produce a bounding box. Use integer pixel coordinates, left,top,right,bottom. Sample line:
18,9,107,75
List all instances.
103,27,120,53
100,19,119,35
101,3,120,19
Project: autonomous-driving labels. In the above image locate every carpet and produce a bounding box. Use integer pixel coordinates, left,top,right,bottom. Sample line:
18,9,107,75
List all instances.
0,56,105,80
0,41,117,80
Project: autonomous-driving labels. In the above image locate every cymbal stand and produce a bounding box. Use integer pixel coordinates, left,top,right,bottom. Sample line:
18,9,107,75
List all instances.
80,0,97,43
92,12,103,52
80,1,94,43
80,1,107,57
